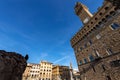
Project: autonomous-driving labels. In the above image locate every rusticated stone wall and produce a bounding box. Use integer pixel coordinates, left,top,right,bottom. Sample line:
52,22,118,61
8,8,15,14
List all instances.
0,50,27,80
79,53,120,80
105,0,120,8
71,0,120,80
76,9,120,80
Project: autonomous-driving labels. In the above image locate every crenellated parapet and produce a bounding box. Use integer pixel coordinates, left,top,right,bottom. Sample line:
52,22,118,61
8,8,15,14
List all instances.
70,0,120,80
71,1,119,47
105,0,120,8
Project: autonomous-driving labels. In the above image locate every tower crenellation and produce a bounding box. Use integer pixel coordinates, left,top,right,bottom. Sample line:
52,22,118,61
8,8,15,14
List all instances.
71,0,120,80
75,2,93,24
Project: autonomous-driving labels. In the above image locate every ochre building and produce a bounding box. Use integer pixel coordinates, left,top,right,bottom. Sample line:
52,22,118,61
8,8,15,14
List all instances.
39,61,53,80
52,65,70,80
22,64,32,80
70,0,120,80
22,61,52,80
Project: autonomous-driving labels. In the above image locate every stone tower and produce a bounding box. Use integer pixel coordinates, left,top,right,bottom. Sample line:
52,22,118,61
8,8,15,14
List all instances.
70,62,74,80
75,2,93,24
71,0,120,80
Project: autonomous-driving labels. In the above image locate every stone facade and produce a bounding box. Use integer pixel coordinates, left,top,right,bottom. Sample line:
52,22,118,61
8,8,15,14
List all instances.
22,64,32,80
70,1,120,80
0,50,27,80
74,2,93,24
73,70,80,80
52,65,70,80
79,53,120,80
105,0,120,8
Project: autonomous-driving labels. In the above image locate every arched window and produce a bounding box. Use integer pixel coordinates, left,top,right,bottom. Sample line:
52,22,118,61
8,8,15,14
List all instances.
105,7,109,10
92,65,96,72
80,47,83,51
79,60,83,65
99,12,102,16
95,49,100,57
91,22,93,24
106,15,112,20
89,40,92,45
102,18,105,22
95,17,98,20
101,64,106,71
106,48,113,55
110,11,115,15
98,22,102,25
111,23,120,30
84,43,87,48
83,58,87,63
87,26,90,28
114,7,118,11
89,55,94,61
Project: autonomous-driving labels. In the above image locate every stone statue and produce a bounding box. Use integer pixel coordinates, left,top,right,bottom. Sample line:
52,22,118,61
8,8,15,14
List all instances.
0,50,28,80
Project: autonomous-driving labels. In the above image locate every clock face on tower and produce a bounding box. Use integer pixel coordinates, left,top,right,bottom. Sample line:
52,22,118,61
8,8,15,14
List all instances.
83,17,89,24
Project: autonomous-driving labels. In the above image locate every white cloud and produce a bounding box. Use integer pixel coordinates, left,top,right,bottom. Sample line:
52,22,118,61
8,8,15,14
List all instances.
54,56,69,64
53,52,78,69
40,53,48,59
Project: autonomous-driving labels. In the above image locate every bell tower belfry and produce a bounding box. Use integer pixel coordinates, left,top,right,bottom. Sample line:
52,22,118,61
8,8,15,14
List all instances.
75,2,93,24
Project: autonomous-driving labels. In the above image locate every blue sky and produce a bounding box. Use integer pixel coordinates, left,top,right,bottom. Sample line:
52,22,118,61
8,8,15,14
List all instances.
0,0,103,69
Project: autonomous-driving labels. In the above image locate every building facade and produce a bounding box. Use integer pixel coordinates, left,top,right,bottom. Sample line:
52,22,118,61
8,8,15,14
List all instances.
105,0,120,8
22,63,40,80
30,63,40,80
70,1,120,80
73,70,80,80
22,61,52,80
22,64,32,80
52,65,70,80
39,61,53,80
